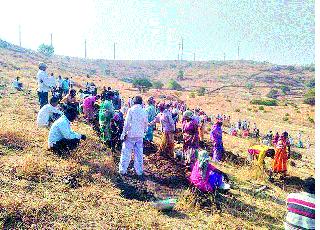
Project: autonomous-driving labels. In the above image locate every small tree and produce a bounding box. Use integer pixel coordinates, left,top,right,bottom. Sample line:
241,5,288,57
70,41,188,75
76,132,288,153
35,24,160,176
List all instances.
246,83,254,90
167,80,182,91
306,79,315,88
280,85,290,95
197,87,206,96
132,78,153,93
303,88,315,106
267,89,279,99
38,44,54,57
152,80,164,89
177,70,184,80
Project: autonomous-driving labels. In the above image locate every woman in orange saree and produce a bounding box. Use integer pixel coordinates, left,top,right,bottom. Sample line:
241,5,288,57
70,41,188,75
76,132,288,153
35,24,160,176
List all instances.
272,131,291,177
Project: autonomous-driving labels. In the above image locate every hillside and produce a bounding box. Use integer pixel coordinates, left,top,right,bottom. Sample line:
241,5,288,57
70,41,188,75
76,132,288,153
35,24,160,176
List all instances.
0,39,315,229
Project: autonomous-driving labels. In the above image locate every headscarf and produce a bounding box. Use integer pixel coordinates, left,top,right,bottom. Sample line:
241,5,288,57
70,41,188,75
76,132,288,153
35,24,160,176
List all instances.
148,96,155,105
198,150,210,179
183,110,193,119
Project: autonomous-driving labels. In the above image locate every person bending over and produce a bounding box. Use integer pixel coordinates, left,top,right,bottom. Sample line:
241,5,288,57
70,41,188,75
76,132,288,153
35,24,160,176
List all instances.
37,97,63,127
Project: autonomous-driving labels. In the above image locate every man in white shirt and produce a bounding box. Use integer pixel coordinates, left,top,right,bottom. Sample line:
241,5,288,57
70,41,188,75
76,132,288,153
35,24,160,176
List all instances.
48,107,86,156
12,77,23,91
37,62,51,108
119,96,148,177
37,97,63,127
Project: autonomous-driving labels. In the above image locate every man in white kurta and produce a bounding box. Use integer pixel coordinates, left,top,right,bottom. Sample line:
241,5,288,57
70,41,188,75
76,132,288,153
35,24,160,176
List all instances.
119,96,148,176
37,97,63,127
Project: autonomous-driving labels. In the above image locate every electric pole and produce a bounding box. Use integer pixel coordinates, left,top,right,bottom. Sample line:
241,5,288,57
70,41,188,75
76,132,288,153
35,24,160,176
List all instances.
181,38,183,61
50,33,53,46
113,42,116,60
238,46,240,60
18,25,21,46
224,52,226,61
193,52,195,61
84,40,87,58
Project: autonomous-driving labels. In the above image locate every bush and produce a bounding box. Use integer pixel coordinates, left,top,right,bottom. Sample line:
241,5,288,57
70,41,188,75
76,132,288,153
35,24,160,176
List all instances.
250,99,278,106
235,108,240,112
258,106,264,110
152,81,164,89
267,89,279,99
247,108,252,111
132,78,153,92
287,66,295,71
246,83,254,90
177,70,184,80
283,117,289,121
189,91,196,98
38,44,54,57
308,117,314,124
280,85,290,94
167,80,183,91
197,87,206,96
285,113,289,116
306,79,315,88
303,88,315,106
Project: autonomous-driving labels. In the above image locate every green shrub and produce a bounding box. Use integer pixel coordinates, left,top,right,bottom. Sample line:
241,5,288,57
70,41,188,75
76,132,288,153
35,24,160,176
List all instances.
258,106,264,110
267,89,279,99
189,91,196,98
303,88,315,105
283,117,289,121
296,110,301,114
197,87,206,96
285,113,289,116
167,80,183,91
152,81,164,89
246,83,254,90
235,108,240,112
38,44,54,57
308,116,314,124
250,99,278,106
132,78,153,92
280,85,290,94
306,79,315,88
247,108,252,111
177,70,184,80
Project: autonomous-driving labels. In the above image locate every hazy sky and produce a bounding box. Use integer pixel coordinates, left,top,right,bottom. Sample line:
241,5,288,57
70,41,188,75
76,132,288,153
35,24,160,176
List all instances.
0,0,315,64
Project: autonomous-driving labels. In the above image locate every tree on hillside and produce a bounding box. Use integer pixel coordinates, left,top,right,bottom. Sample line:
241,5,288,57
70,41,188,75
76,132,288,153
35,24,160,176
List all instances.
266,89,279,99
245,83,254,90
132,78,153,93
38,44,54,57
303,88,315,106
280,85,290,95
177,70,184,80
167,80,182,91
152,80,164,89
197,87,206,96
306,79,315,88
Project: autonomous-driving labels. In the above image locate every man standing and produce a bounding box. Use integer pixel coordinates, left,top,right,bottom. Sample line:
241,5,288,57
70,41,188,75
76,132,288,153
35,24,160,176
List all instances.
37,62,51,108
119,96,148,177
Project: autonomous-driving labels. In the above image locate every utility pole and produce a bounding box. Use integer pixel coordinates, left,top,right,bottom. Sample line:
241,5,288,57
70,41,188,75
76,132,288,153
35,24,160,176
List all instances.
84,39,87,59
178,43,180,61
193,52,195,61
224,52,226,61
50,33,53,46
238,46,240,60
181,38,184,61
18,25,21,46
113,42,116,60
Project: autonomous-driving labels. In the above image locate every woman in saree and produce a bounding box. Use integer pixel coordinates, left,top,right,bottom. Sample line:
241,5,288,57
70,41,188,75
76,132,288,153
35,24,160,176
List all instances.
144,97,157,142
99,94,115,146
272,131,291,178
210,118,224,162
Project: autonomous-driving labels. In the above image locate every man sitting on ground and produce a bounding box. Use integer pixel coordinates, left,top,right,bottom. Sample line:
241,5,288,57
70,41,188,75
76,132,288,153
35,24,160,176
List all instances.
12,77,23,91
37,97,63,127
48,108,86,156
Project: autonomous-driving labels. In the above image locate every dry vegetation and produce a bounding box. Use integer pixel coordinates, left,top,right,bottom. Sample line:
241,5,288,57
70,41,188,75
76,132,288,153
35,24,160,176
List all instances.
0,43,315,229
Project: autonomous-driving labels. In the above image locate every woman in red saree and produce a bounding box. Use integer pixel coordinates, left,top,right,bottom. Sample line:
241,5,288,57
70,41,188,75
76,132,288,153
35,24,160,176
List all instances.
272,131,291,177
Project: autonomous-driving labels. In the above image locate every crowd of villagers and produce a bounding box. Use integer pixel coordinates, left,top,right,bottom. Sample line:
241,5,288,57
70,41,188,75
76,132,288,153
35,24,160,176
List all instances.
35,62,296,194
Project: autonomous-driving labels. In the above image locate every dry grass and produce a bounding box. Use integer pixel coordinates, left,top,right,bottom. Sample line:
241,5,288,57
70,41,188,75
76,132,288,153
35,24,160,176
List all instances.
0,48,315,229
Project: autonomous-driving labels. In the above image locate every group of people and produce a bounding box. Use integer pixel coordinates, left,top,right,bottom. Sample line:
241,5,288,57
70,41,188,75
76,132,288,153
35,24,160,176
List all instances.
31,62,314,229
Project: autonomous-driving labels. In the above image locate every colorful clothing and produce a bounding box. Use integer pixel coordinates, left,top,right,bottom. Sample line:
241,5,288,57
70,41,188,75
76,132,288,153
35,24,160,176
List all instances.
210,124,224,162
83,95,98,121
144,104,157,141
248,145,270,177
272,137,290,173
182,119,199,164
285,192,315,230
99,100,114,142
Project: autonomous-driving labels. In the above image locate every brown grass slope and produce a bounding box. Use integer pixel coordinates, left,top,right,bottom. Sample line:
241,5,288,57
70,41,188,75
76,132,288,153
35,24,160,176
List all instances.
0,40,315,229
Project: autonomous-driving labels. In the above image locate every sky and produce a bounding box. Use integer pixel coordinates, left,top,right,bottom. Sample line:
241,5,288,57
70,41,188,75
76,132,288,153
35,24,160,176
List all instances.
0,0,315,65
